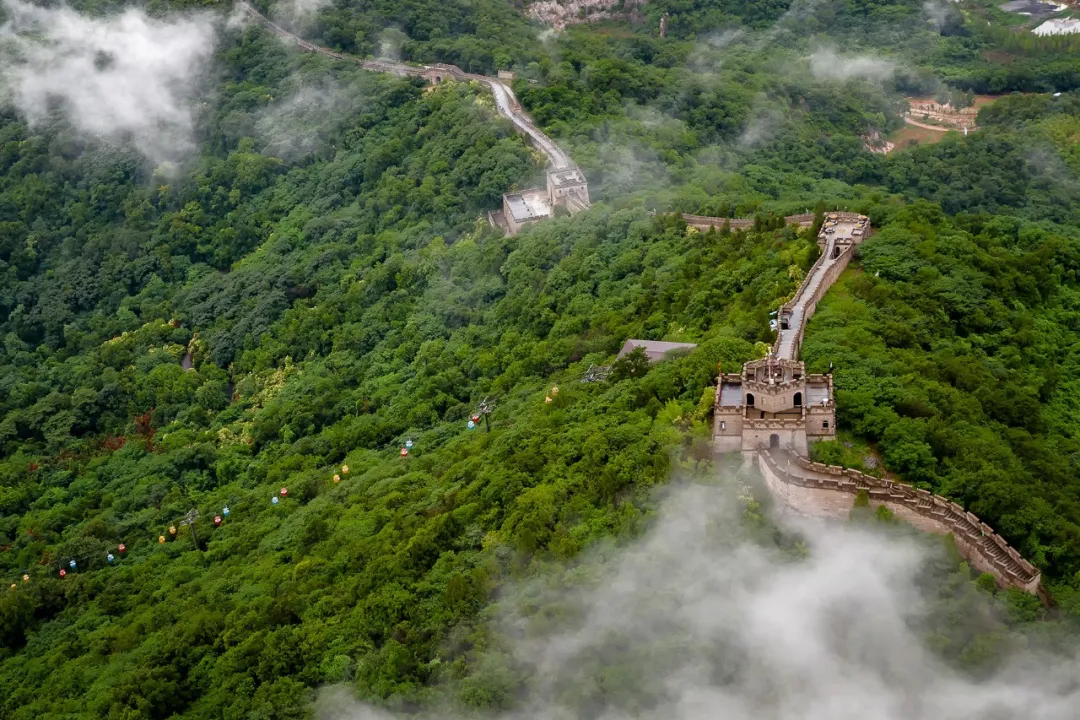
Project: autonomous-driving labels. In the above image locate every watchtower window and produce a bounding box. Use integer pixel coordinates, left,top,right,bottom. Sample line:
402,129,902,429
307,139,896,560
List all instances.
794,392,802,407
823,420,829,429
746,393,755,407
760,411,765,419
719,421,726,431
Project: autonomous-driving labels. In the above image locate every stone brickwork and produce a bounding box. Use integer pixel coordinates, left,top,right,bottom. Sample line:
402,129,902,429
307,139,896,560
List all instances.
758,449,1041,593
680,212,816,232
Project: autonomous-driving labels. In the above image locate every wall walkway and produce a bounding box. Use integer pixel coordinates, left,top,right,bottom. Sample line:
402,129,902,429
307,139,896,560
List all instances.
702,209,1044,593
775,234,838,359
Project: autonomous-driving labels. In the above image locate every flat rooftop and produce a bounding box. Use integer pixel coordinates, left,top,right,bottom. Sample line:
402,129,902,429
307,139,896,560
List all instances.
720,382,742,406
819,214,869,242
806,384,830,405
504,190,552,222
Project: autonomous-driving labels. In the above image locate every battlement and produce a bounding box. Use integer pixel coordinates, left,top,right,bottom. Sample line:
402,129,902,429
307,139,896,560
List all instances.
744,357,804,388
502,188,552,234
758,449,1041,593
546,166,590,208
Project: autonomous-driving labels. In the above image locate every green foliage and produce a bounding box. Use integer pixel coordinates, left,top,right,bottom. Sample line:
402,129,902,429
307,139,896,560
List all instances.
4,1,1080,716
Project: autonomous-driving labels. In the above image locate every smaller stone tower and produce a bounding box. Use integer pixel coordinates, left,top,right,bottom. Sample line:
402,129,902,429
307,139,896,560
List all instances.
546,167,590,212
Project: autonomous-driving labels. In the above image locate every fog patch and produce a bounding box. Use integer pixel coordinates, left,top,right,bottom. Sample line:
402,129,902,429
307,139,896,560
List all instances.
590,140,666,196
810,46,897,83
378,27,408,61
0,0,217,165
314,479,1080,719
256,80,367,161
686,29,744,75
538,27,562,45
226,3,252,31
272,0,333,29
923,0,953,30
738,97,786,149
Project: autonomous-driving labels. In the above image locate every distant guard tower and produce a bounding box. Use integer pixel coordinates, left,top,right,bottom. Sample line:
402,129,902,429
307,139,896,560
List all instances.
501,166,591,235
546,166,590,213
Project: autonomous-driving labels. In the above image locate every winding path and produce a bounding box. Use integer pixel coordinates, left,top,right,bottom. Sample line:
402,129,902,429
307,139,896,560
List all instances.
235,1,573,171
775,233,836,360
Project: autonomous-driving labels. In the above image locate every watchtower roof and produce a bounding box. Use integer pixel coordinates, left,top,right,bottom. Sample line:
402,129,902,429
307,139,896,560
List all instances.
548,166,586,188
819,213,870,242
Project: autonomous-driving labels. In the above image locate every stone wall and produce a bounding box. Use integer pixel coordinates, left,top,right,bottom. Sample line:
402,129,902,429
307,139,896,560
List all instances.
804,405,834,437
756,450,1041,593
681,212,816,232
781,243,857,359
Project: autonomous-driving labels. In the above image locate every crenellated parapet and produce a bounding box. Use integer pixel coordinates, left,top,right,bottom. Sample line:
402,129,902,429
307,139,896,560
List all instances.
758,449,1041,593
680,212,816,232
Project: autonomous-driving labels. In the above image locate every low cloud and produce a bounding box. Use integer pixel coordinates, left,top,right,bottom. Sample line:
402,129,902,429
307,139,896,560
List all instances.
924,0,951,31
315,480,1080,719
272,0,334,29
377,27,409,62
737,96,785,149
0,0,217,165
256,81,366,161
809,47,897,83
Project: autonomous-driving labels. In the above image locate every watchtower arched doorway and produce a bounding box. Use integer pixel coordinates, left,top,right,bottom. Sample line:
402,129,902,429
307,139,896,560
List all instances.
769,434,780,449
794,392,802,407
746,393,755,407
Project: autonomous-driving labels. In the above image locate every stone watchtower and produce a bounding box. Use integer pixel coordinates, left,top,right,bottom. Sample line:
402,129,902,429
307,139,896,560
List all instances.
546,167,590,212
713,355,835,454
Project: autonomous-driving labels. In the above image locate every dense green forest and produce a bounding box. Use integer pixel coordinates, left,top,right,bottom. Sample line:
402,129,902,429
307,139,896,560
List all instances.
4,0,1080,715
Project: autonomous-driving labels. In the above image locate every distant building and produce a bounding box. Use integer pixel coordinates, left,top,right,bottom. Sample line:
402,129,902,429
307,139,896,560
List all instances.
497,69,516,81
501,166,591,235
1033,17,1080,35
502,189,552,234
617,339,697,363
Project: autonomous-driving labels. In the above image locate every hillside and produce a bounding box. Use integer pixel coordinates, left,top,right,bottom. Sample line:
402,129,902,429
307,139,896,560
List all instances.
2,0,1080,716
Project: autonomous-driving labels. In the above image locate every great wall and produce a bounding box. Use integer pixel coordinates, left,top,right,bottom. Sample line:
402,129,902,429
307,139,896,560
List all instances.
238,3,1042,594
758,450,1041,592
711,212,1042,594
235,1,590,235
